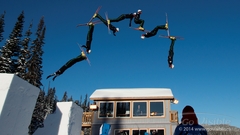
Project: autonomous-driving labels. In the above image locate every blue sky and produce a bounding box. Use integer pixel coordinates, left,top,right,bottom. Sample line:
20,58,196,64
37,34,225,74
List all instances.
1,0,240,128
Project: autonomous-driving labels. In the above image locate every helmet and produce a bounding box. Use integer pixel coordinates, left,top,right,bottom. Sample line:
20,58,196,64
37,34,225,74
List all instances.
138,9,142,12
87,50,91,54
116,28,119,32
141,35,145,39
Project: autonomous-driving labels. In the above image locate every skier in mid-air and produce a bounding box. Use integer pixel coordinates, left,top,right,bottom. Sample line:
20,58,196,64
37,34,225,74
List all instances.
46,23,96,80
81,22,95,54
140,24,168,39
102,9,145,30
168,36,176,69
93,13,119,36
46,50,87,81
133,9,145,31
107,13,135,27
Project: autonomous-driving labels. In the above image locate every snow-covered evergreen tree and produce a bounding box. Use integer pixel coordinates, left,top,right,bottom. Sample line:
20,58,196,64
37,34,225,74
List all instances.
0,11,6,42
44,87,57,118
0,11,24,73
27,17,46,135
25,16,45,88
61,91,68,102
16,22,32,79
28,90,45,135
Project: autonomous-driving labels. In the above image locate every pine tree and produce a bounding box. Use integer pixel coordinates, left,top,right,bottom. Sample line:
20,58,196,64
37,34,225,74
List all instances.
67,96,73,101
16,22,32,79
79,95,82,106
44,87,57,119
27,17,46,135
82,94,88,112
25,16,45,88
74,100,80,106
61,91,68,102
0,11,6,42
28,90,45,135
0,11,24,73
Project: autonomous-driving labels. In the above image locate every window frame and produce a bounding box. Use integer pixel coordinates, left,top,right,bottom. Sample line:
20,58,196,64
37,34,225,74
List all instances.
149,128,165,135
149,100,165,117
132,101,148,117
115,101,131,118
114,129,130,135
98,101,114,118
131,128,148,135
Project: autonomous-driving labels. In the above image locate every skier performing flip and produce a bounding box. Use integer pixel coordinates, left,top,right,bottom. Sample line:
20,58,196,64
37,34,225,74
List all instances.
46,23,95,80
81,22,95,54
107,12,135,27
140,24,168,39
168,36,176,69
46,50,87,81
103,9,144,30
133,9,145,31
92,13,119,36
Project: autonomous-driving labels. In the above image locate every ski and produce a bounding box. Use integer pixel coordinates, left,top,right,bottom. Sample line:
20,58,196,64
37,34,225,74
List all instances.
88,6,102,24
165,13,170,36
159,35,184,40
105,12,111,34
77,43,91,66
76,20,102,27
130,27,150,33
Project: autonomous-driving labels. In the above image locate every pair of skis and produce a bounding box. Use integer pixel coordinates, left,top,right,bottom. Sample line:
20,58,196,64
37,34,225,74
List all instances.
159,13,184,40
76,6,102,27
77,6,111,34
77,43,91,66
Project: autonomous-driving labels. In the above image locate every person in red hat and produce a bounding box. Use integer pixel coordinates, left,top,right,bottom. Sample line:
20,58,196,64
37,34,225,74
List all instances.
173,105,208,135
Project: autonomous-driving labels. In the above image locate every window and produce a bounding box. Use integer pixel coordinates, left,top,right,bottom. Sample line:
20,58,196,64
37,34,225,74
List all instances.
99,102,114,118
150,101,164,116
132,129,147,135
150,129,164,135
133,102,147,117
114,129,129,135
116,102,130,117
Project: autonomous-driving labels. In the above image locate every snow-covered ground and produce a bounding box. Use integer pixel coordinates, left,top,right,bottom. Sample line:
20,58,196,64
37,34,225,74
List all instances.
0,73,40,135
34,102,83,135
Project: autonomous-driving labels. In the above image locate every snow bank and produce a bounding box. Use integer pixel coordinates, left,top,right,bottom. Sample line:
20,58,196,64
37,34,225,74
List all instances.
34,102,83,135
0,73,40,135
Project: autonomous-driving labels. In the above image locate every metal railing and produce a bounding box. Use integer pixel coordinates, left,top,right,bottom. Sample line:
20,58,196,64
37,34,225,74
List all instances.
170,110,178,122
82,112,93,127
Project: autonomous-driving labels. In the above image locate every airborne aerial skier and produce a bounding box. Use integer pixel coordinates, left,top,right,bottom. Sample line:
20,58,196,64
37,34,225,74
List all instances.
46,50,87,81
167,36,176,69
46,23,96,80
93,13,119,36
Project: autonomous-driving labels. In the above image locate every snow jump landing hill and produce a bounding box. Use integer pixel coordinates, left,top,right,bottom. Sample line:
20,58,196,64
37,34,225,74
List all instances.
34,102,83,135
0,73,40,135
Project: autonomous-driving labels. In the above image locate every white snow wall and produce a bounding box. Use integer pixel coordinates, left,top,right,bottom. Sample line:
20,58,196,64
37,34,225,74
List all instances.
34,102,83,135
0,73,40,135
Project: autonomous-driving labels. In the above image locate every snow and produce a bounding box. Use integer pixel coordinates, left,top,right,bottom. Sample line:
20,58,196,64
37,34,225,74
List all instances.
90,88,174,100
0,73,40,135
34,102,83,135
